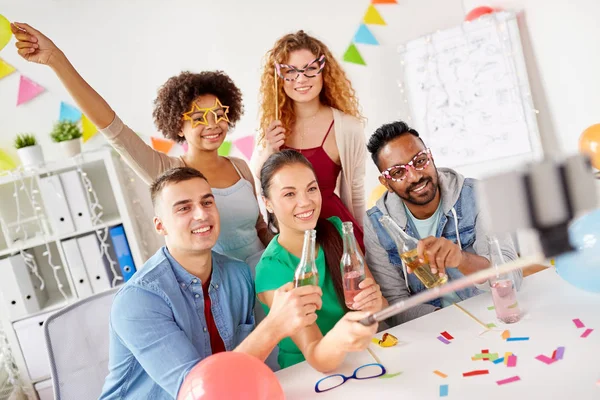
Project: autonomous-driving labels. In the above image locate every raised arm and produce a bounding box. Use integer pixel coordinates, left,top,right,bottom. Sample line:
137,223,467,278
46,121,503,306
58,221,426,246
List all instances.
12,22,115,129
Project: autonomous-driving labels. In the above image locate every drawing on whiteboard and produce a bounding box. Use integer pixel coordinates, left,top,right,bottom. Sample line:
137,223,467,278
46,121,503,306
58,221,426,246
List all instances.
399,11,539,168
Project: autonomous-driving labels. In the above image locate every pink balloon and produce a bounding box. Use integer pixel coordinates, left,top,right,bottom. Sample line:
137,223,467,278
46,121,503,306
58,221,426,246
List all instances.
177,352,284,400
465,6,496,21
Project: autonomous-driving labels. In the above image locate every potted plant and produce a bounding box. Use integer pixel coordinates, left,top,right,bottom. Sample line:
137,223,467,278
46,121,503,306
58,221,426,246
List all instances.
50,121,83,157
14,133,45,167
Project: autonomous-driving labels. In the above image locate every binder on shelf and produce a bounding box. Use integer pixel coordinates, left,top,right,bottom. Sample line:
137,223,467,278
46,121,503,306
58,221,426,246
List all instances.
0,253,48,320
109,225,137,281
61,238,94,298
38,175,76,236
76,233,114,293
59,170,93,232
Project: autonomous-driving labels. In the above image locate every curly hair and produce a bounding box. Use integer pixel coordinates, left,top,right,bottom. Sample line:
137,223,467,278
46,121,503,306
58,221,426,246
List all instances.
257,30,363,145
152,71,244,143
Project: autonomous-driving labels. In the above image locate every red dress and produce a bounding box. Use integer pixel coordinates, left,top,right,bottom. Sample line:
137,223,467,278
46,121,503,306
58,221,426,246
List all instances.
283,121,365,252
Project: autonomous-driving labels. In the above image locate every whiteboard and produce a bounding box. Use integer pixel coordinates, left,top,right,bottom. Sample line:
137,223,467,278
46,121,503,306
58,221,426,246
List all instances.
399,11,541,168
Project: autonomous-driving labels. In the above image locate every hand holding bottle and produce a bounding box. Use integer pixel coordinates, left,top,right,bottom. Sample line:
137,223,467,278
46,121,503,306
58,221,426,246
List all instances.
349,278,383,313
415,236,463,277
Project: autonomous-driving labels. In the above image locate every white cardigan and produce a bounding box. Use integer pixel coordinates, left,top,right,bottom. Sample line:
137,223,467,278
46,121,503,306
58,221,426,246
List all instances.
251,107,366,226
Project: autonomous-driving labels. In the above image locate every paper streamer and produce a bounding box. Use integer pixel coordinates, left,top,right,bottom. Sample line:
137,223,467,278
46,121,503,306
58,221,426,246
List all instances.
234,136,254,160
463,370,489,377
343,44,366,66
379,372,402,379
493,357,504,364
433,370,447,378
353,24,379,45
363,5,386,25
506,337,529,342
371,0,398,3
17,75,45,106
573,318,585,328
497,376,520,385
0,58,15,79
218,141,232,156
59,102,82,122
81,114,98,143
150,136,175,154
535,355,556,365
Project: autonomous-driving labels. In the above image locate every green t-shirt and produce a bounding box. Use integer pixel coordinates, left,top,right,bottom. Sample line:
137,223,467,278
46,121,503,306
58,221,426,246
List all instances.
255,216,346,369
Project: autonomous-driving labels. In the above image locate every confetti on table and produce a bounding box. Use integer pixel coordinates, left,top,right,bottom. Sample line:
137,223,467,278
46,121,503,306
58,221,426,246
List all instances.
371,333,399,347
439,384,449,397
551,349,557,360
434,370,448,378
573,318,585,329
507,355,517,367
581,328,594,338
437,336,451,344
501,330,511,340
493,357,505,364
379,372,403,379
486,323,497,328
554,346,565,360
473,353,498,360
463,370,489,377
497,375,521,385
487,305,495,310
535,355,557,365
440,331,454,340
482,349,489,354
506,337,529,342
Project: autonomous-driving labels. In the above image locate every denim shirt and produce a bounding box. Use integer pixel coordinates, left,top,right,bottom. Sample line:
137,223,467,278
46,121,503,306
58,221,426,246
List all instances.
99,247,255,400
366,176,484,309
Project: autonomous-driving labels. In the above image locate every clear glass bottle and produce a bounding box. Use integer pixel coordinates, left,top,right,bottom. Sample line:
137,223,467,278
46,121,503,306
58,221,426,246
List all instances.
340,222,365,308
294,229,319,287
379,215,447,288
488,235,521,323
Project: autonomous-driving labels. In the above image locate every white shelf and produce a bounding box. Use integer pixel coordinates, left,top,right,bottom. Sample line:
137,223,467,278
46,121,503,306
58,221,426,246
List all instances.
0,216,122,258
10,291,73,324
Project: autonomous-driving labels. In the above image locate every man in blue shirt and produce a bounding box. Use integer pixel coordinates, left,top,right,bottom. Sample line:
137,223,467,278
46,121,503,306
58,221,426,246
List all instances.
100,167,322,399
363,121,521,327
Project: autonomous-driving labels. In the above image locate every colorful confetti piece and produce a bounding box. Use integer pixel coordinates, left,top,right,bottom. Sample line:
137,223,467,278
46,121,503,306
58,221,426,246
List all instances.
554,346,565,360
503,352,512,365
508,302,519,309
506,337,529,342
437,336,451,344
507,355,517,367
493,357,505,364
487,305,495,310
482,349,489,354
535,355,557,365
379,372,403,379
463,370,489,377
573,318,585,328
486,323,497,328
497,375,521,385
581,328,594,338
434,370,448,378
440,331,454,340
439,384,449,397
371,333,399,347
501,330,511,340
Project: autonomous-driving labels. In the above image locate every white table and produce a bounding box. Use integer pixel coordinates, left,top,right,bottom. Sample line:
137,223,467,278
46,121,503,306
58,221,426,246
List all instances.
276,269,600,399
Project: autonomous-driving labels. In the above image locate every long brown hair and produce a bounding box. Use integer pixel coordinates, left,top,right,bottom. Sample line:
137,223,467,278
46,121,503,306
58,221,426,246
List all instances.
260,150,347,310
257,30,363,146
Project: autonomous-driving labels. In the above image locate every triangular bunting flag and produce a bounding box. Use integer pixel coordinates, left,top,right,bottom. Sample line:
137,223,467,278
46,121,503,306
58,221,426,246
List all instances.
371,0,397,4
363,5,386,25
354,24,379,45
17,75,45,106
234,136,254,160
150,136,174,154
59,102,82,122
0,58,15,80
218,141,232,156
81,115,98,143
343,44,366,66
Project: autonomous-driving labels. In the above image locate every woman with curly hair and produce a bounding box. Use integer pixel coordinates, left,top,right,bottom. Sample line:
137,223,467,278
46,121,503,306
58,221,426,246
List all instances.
252,30,366,251
12,22,271,266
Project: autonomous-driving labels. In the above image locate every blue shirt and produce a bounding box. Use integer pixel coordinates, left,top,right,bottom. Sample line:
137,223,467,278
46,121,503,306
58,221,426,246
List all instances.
99,247,255,400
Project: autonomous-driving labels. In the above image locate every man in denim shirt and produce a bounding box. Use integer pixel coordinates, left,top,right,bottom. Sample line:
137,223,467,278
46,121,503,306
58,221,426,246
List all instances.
363,121,521,327
100,168,322,399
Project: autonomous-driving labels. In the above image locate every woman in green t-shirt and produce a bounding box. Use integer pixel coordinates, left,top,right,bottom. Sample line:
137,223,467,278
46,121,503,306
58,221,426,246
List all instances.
255,150,387,371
